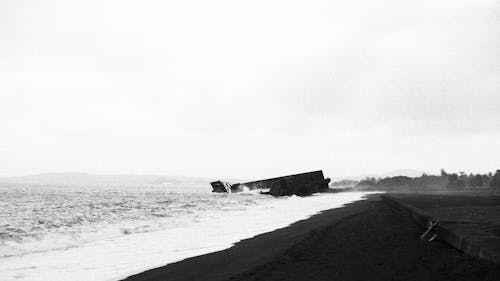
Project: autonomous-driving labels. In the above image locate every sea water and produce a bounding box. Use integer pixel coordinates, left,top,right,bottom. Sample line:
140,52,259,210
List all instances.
0,182,371,281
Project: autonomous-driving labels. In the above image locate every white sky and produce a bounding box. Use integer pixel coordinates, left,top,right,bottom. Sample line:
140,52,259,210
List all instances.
1,0,499,179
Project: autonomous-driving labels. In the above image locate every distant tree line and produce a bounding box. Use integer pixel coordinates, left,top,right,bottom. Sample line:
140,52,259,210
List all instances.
330,179,359,188
354,169,500,191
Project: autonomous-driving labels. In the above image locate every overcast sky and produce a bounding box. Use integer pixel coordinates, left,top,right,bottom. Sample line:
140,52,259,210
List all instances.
1,0,499,179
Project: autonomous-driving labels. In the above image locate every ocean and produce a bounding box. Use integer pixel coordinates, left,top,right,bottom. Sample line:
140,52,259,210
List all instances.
0,181,370,281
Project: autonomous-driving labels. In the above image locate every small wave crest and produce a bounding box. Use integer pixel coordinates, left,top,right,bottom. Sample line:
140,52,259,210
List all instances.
0,185,272,258
0,220,169,258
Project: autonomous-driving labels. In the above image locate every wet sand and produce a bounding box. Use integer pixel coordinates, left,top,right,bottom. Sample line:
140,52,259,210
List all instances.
123,194,500,281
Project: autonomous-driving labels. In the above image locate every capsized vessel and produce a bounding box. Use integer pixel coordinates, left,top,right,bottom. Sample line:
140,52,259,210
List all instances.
210,170,330,196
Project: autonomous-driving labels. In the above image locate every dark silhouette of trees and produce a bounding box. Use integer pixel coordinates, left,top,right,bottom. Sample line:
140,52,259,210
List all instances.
358,177,377,188
447,173,458,188
455,172,467,189
472,174,484,187
490,170,500,188
354,169,499,191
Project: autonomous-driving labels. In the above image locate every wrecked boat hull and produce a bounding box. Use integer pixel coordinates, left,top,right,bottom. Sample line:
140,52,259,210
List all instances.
210,170,330,196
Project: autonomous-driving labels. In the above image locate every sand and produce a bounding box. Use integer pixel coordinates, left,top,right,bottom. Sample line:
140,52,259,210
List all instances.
122,194,500,281
387,192,500,260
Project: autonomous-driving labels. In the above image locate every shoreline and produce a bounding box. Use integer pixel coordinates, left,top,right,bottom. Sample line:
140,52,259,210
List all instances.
123,193,500,281
121,194,378,281
0,191,370,281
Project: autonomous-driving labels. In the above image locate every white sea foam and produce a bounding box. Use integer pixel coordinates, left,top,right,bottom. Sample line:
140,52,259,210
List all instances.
0,184,373,281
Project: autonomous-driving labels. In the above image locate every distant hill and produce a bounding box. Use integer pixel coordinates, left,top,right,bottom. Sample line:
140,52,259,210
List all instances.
334,169,428,181
0,173,212,187
373,169,428,178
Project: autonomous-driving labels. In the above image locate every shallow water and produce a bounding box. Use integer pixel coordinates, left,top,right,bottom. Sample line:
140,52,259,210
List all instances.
0,183,371,281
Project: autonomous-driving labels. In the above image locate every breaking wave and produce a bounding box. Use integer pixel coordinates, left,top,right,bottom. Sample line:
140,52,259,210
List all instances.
0,182,372,281
0,184,272,258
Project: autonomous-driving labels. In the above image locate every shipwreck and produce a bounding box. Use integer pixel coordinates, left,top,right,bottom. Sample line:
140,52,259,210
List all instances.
210,170,331,196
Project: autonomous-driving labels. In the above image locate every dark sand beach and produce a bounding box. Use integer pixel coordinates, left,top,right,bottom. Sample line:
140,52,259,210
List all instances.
123,194,500,281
